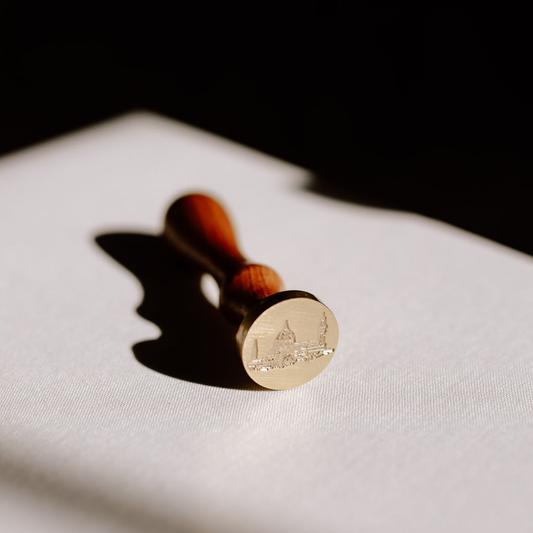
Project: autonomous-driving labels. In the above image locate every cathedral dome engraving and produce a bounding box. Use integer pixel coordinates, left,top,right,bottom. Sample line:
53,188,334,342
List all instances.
274,321,296,346
247,313,333,372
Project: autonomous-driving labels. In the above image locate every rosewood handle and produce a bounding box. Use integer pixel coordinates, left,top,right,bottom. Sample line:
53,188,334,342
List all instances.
163,194,284,325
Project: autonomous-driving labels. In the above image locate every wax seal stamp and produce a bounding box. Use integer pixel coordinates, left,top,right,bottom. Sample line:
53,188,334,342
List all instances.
164,194,339,390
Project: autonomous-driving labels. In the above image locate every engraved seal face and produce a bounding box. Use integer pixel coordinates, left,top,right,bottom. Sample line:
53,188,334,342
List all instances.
237,292,339,390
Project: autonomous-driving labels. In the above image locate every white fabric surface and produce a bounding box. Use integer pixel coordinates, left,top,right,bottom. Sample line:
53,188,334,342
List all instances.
1,112,532,533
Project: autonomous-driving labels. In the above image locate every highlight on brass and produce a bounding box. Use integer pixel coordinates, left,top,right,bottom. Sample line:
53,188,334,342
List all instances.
164,193,339,390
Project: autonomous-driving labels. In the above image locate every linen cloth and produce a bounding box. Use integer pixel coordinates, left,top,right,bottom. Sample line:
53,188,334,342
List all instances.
1,113,532,532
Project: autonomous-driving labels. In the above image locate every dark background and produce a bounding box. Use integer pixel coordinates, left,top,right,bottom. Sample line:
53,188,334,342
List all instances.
2,3,532,254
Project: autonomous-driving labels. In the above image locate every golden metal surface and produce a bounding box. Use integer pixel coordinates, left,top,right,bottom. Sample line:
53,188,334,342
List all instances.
237,291,339,390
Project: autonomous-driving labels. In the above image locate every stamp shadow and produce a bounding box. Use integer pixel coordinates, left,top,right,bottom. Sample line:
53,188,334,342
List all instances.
95,232,258,390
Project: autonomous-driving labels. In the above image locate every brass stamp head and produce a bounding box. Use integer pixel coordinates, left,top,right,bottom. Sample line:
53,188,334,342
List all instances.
237,291,339,390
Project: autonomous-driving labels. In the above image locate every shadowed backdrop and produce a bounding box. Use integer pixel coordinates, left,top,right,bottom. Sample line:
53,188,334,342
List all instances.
1,3,532,253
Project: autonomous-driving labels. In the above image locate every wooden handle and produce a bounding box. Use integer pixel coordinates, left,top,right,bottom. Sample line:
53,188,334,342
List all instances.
163,194,284,325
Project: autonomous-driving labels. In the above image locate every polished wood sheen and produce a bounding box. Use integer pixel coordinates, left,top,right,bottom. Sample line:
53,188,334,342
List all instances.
164,194,284,325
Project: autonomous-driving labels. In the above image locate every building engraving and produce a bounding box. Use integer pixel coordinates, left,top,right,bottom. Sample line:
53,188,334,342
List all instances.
247,313,333,372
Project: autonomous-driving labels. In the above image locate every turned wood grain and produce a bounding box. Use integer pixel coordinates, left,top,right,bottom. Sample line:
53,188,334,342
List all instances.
164,194,284,325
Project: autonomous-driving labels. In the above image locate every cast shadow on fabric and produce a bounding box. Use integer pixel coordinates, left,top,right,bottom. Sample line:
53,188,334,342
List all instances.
95,233,256,390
